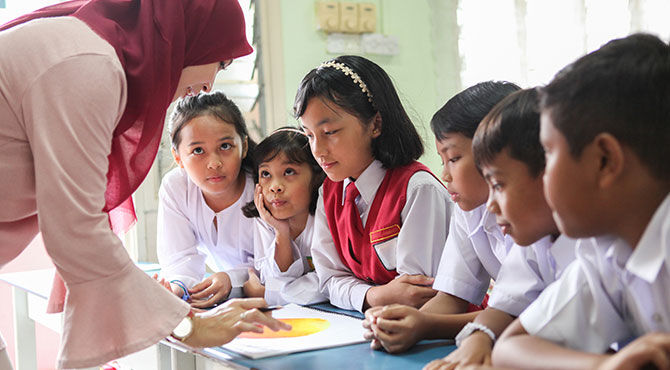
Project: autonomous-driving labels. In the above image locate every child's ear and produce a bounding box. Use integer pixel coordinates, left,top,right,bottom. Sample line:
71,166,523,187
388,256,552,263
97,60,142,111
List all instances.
241,136,249,159
593,132,624,189
370,112,382,139
171,147,184,168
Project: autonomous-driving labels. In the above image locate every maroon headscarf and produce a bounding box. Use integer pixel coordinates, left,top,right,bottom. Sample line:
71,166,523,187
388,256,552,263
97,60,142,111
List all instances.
2,0,253,233
1,0,252,312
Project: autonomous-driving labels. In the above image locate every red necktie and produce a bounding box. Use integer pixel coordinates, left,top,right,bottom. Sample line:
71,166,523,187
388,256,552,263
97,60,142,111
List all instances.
344,182,363,264
344,182,363,234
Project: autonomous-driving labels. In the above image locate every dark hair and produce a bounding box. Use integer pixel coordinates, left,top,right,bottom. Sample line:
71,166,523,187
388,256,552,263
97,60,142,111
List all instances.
472,88,545,177
540,33,670,181
293,55,423,168
242,127,326,218
168,91,256,175
431,81,521,140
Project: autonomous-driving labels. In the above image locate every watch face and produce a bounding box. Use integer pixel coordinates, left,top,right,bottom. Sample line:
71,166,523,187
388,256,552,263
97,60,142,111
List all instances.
173,316,193,339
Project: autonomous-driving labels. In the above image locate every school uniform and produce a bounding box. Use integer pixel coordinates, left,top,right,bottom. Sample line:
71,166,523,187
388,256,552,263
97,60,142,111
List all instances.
253,214,326,305
432,205,514,305
311,160,451,312
487,235,578,316
520,194,670,353
157,167,255,290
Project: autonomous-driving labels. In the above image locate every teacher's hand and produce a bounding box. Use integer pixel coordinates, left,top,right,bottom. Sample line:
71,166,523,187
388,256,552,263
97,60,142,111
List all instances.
182,298,292,348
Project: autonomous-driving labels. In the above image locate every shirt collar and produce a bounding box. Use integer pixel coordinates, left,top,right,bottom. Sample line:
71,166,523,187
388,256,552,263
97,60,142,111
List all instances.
626,193,670,283
548,234,577,273
342,160,385,206
466,205,505,244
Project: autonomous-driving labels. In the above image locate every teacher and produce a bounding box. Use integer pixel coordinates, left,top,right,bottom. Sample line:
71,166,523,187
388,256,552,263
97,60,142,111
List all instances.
0,0,289,368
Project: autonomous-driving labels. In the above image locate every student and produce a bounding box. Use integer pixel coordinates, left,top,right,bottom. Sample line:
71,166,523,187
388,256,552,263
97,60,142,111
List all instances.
240,127,327,305
493,33,670,370
294,55,451,312
363,81,519,353
157,91,257,309
425,88,580,368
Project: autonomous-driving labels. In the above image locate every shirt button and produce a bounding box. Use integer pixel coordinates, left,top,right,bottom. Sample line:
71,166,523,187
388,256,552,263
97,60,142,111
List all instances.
652,313,662,323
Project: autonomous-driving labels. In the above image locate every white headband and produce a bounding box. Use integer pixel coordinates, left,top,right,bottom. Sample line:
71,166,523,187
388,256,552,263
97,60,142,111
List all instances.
319,61,373,103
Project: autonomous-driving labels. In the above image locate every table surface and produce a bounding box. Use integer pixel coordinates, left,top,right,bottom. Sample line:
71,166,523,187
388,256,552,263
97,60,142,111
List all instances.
0,265,457,369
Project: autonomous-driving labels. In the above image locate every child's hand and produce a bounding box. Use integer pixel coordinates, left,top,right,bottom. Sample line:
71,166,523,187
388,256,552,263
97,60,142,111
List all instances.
365,304,430,353
189,272,232,308
254,184,290,236
152,273,183,297
596,332,670,370
243,268,266,298
368,274,437,308
362,306,384,350
424,331,493,369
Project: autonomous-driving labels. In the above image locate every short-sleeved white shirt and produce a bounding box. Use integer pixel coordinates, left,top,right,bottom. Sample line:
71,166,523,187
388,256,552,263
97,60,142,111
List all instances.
433,204,514,305
520,194,670,353
252,214,326,305
157,167,255,288
488,234,578,316
311,160,452,311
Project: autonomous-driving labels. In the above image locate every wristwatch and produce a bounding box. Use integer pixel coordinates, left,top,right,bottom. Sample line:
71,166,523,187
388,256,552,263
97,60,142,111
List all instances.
171,310,195,342
454,322,496,347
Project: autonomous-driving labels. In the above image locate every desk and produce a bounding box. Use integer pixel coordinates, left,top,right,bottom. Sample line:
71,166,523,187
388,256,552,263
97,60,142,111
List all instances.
0,267,456,370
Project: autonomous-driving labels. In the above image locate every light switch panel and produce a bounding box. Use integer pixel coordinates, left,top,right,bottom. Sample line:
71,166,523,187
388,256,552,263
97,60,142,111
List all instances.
358,3,376,33
316,1,340,33
339,2,359,34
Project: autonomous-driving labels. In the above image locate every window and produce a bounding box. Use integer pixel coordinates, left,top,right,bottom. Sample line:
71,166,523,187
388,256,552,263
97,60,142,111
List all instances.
458,0,670,88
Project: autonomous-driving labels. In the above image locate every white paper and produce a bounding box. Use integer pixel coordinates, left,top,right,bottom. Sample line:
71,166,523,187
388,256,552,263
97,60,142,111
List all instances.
221,304,367,359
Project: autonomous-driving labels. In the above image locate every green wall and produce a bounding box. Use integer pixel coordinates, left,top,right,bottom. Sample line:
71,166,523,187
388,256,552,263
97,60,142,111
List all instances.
278,0,459,173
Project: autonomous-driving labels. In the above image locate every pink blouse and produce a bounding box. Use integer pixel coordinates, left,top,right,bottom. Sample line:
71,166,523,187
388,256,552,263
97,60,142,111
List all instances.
0,17,189,368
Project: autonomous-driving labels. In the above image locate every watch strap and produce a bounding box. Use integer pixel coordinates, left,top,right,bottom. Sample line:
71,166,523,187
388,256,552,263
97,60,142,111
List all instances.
170,310,195,342
455,322,496,347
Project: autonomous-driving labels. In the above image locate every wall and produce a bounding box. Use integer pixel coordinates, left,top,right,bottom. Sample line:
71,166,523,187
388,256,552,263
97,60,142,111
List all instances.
276,0,461,173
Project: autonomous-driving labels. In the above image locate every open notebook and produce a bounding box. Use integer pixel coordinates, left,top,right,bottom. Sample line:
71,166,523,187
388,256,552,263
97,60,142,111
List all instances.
221,303,367,359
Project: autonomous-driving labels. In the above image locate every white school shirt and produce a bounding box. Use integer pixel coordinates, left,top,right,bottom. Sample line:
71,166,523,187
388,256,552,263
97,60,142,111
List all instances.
488,235,578,316
432,204,514,305
312,160,452,312
520,194,670,353
253,215,327,305
157,167,255,288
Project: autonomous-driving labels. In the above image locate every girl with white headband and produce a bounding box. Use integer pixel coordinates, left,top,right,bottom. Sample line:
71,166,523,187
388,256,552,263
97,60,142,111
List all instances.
294,55,452,312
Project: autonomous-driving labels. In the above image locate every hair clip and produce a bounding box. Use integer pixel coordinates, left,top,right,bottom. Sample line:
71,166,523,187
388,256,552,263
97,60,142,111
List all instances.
318,61,374,103
273,127,307,136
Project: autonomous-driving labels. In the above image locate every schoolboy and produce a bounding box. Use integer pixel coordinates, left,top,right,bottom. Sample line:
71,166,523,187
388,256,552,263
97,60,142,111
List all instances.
362,81,519,354
425,88,580,368
492,33,670,369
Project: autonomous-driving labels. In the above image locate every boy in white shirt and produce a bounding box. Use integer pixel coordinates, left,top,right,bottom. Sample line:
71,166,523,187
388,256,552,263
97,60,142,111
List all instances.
363,81,520,353
493,33,670,369
425,88,579,369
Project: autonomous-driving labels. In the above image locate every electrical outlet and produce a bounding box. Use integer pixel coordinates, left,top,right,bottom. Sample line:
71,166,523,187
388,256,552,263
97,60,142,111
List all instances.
316,1,340,33
358,3,376,33
339,2,358,34
362,33,399,55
